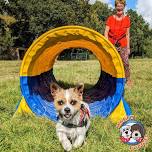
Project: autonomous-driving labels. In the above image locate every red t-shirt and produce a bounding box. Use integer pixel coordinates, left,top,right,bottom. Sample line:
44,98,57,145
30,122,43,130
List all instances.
106,15,130,47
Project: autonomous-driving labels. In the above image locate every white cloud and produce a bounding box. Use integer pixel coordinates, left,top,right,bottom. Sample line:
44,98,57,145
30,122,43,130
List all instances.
136,0,152,28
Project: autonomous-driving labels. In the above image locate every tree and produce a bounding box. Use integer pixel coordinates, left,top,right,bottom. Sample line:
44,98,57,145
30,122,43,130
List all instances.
0,1,16,59
88,1,112,33
127,9,151,57
143,37,152,58
3,0,93,48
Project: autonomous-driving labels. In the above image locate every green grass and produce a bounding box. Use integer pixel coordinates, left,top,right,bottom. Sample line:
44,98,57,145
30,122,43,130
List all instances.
0,59,152,152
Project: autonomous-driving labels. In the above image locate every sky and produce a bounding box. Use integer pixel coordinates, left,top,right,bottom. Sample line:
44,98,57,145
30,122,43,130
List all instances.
90,0,152,28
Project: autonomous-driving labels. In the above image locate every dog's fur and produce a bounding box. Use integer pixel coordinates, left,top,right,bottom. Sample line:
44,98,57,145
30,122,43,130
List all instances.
50,83,90,151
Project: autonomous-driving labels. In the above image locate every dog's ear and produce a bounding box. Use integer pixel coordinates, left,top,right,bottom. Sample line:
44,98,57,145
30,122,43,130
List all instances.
74,83,84,97
50,82,61,97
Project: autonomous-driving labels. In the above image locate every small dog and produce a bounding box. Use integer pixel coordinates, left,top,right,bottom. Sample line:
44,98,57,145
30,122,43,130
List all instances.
120,125,132,143
50,82,91,151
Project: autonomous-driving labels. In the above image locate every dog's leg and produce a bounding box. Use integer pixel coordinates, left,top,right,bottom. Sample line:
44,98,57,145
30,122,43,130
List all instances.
73,127,86,149
73,119,90,148
57,132,72,151
73,134,85,148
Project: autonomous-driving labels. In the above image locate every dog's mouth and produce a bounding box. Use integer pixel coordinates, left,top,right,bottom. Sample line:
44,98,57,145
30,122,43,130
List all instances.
63,113,72,119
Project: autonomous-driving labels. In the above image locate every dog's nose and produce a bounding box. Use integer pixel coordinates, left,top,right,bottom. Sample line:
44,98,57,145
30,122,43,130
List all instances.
64,107,70,113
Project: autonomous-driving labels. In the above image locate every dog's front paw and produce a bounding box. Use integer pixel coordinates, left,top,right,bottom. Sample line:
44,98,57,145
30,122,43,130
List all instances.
73,142,83,149
73,142,81,149
57,131,72,151
62,142,72,151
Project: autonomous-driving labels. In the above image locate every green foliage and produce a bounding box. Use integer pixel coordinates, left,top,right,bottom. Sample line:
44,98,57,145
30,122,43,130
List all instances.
0,30,14,59
89,1,112,33
0,14,16,59
3,0,92,48
127,9,152,57
0,0,152,58
143,38,152,57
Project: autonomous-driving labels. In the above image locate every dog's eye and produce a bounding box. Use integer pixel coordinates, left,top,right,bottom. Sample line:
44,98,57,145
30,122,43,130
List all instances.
70,100,77,105
58,100,64,105
132,131,141,139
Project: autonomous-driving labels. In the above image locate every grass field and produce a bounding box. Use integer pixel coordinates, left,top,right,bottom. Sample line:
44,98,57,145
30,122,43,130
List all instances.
0,59,152,152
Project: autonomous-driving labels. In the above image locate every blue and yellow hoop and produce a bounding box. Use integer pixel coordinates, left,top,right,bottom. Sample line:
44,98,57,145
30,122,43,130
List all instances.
16,26,132,123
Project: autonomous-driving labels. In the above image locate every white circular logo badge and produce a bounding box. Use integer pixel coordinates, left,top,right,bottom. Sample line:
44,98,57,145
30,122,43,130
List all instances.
119,120,145,145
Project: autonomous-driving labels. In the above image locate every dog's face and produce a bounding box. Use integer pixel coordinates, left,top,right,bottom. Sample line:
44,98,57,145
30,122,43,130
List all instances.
120,125,132,138
50,83,84,121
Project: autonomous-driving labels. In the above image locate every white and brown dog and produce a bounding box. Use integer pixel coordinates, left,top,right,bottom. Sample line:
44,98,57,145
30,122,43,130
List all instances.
50,83,90,151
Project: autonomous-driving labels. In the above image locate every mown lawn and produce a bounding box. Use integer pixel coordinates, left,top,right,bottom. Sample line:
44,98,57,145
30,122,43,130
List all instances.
0,59,152,152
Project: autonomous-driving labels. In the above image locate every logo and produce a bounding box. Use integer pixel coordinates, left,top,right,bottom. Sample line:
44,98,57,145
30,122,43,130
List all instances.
117,116,148,150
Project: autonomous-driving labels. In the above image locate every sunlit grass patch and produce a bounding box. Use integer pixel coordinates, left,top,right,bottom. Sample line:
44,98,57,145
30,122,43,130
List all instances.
0,59,152,152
